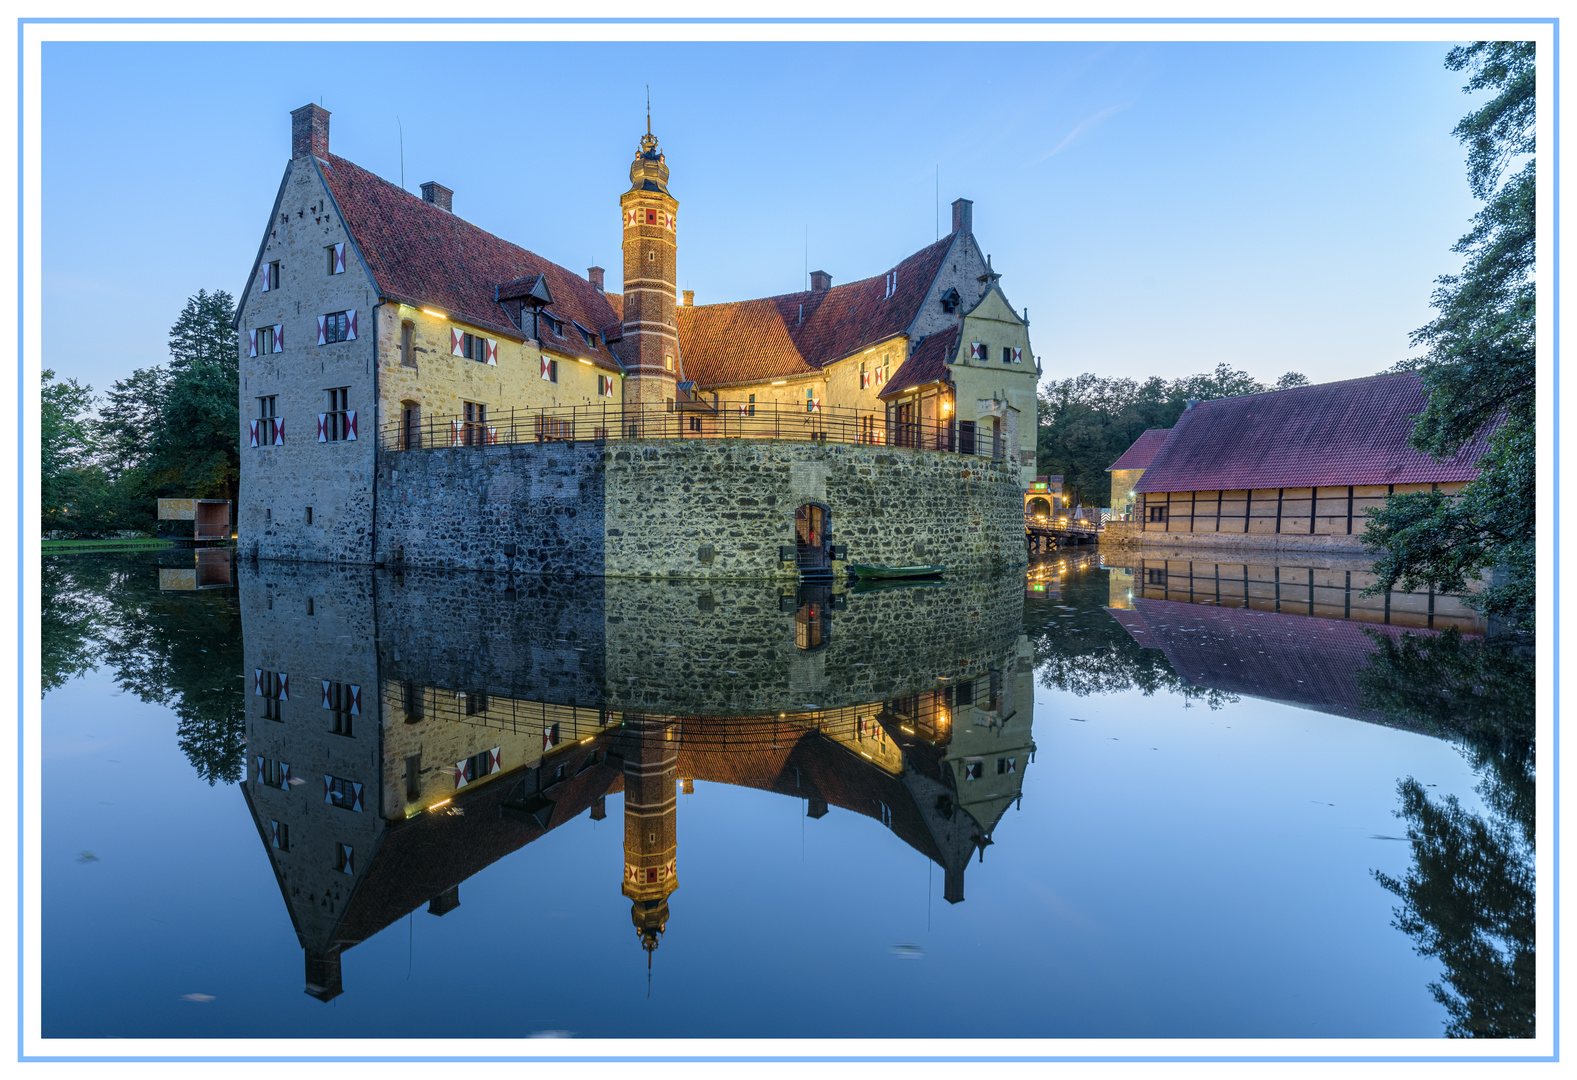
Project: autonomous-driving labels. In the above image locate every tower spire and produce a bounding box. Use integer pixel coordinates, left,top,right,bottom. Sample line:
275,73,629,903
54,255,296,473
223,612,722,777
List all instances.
646,84,651,136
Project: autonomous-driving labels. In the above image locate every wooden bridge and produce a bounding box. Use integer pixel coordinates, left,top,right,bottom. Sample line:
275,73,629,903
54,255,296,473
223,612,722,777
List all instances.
1025,516,1101,555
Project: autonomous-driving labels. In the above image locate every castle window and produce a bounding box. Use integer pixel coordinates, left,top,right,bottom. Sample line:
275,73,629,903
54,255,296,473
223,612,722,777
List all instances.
264,260,281,292
1148,505,1168,524
270,821,289,850
335,843,353,874
747,394,755,416
321,310,354,344
256,396,278,447
326,243,346,276
689,416,702,433
323,387,350,441
256,326,276,355
400,320,415,367
324,681,357,738
1002,346,1013,364
464,691,488,716
405,754,422,802
306,506,313,525
646,209,657,224
461,332,485,362
574,322,598,349
306,597,314,616
258,669,286,722
664,354,674,371
325,774,363,812
259,758,287,789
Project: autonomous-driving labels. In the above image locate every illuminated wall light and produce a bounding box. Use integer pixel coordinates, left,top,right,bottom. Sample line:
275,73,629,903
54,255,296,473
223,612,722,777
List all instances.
421,308,447,318
578,358,594,365
771,380,788,386
427,798,452,811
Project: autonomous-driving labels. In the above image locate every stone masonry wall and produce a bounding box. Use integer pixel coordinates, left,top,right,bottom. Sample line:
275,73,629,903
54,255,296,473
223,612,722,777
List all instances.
375,438,1027,579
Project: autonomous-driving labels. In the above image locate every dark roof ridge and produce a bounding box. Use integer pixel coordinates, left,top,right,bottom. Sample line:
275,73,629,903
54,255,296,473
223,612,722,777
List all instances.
682,231,959,312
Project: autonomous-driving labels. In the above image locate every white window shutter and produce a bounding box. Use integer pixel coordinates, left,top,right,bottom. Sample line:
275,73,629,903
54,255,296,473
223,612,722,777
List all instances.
248,330,257,357
333,243,345,274
451,328,464,356
485,338,496,365
346,410,357,441
278,673,289,700
317,315,327,346
349,685,361,715
253,669,262,695
321,681,331,709
540,356,552,381
274,324,284,353
346,309,357,341
274,418,285,446
317,414,327,442
489,747,501,774
454,759,469,788
249,420,259,448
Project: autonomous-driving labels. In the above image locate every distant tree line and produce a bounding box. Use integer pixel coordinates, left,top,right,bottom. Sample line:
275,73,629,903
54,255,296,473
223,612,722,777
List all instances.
42,289,238,537
1034,364,1309,508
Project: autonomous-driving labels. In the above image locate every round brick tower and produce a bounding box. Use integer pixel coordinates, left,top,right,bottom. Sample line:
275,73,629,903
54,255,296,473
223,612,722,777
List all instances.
619,118,680,421
621,714,679,966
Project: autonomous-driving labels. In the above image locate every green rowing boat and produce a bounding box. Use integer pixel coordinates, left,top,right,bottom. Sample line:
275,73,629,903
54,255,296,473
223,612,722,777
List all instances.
848,563,947,580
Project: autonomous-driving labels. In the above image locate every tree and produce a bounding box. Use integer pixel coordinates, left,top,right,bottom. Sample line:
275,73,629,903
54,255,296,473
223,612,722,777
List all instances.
1036,363,1306,507
1274,371,1310,390
1361,630,1535,1038
155,289,240,510
1363,42,1536,630
41,369,98,535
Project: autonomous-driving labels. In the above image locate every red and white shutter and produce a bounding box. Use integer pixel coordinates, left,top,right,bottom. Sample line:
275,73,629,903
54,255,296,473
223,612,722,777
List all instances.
875,367,885,386
626,207,638,227
1008,758,1017,773
540,356,552,381
281,762,291,788
346,309,357,341
249,420,259,447
970,342,984,360
274,418,285,446
317,315,327,346
450,420,462,446
261,263,271,291
317,414,328,442
486,425,498,445
451,328,465,356
345,411,357,441
333,243,345,274
272,324,283,352
543,724,559,751
321,681,331,709
351,782,364,811
665,212,675,231
489,747,501,774
248,330,257,357
349,685,360,715
278,673,289,700
323,775,332,803
484,338,497,365
254,669,262,695
810,398,821,413
454,759,470,788
1012,347,1023,364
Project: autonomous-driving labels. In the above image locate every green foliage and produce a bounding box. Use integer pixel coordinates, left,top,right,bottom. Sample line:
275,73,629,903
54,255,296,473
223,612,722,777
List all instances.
1361,629,1534,1038
40,552,246,785
44,289,239,539
41,369,97,534
1365,42,1535,629
1035,363,1305,507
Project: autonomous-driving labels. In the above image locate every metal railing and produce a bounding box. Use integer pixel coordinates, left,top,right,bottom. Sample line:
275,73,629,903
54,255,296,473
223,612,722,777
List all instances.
380,400,1006,461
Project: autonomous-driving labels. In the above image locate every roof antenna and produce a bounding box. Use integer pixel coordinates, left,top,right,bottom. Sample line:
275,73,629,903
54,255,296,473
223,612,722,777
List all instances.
646,84,651,135
397,116,405,192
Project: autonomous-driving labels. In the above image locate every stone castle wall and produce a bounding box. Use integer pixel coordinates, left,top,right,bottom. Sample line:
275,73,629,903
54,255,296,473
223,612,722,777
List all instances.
374,438,1028,580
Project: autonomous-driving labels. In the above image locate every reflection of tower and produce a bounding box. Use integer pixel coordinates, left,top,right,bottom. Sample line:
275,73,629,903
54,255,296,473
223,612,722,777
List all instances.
622,714,679,965
619,108,680,411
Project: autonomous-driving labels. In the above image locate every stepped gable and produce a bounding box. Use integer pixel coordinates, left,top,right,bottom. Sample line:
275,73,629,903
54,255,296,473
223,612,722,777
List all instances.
316,153,623,372
676,232,956,388
1134,372,1490,494
881,325,959,397
1107,428,1171,472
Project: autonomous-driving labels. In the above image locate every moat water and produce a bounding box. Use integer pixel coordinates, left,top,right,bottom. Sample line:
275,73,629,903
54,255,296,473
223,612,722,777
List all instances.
39,549,1534,1041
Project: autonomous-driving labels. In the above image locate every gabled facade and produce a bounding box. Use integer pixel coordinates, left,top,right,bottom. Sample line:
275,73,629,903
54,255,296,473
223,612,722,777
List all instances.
237,104,1043,565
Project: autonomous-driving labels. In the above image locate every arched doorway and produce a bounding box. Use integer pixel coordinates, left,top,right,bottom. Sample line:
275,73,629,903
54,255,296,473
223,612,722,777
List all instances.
1027,497,1052,519
794,504,830,575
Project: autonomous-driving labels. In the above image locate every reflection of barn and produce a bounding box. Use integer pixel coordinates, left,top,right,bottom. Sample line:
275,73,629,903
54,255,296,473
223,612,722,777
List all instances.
1108,597,1464,728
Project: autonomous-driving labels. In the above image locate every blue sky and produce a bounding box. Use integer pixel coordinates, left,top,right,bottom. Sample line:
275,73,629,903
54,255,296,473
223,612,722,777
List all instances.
41,38,1482,400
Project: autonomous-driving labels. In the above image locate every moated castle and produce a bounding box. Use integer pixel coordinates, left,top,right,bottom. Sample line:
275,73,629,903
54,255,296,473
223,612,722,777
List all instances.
237,104,1041,577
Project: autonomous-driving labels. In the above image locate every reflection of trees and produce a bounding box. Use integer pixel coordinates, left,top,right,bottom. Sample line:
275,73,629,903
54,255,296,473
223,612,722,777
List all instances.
40,553,245,785
1026,564,1234,708
1362,629,1535,1038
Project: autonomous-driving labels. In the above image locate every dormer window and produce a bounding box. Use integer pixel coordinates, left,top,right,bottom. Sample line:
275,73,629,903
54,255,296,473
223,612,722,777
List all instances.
540,312,563,337
573,322,598,349
940,287,961,313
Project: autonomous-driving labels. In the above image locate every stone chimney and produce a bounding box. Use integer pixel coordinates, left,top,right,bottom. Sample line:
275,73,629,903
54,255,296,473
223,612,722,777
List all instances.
810,269,832,291
682,290,694,307
290,104,330,161
952,197,973,235
420,182,453,213
588,266,605,292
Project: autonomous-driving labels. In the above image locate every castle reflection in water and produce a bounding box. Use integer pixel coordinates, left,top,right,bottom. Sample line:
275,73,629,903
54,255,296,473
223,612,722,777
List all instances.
240,566,1035,1001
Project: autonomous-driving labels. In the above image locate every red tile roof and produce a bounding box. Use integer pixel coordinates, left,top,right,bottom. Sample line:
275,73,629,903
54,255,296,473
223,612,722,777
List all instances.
1107,428,1171,472
1133,372,1490,493
880,325,959,398
675,233,957,388
317,155,624,372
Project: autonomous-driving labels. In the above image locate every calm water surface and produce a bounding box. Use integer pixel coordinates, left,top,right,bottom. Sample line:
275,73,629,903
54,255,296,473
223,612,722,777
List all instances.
40,549,1533,1040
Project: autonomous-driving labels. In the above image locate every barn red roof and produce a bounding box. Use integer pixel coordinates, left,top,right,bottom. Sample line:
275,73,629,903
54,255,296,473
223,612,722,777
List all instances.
675,233,956,388
317,155,624,373
880,325,960,398
1107,428,1171,472
1133,372,1489,493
